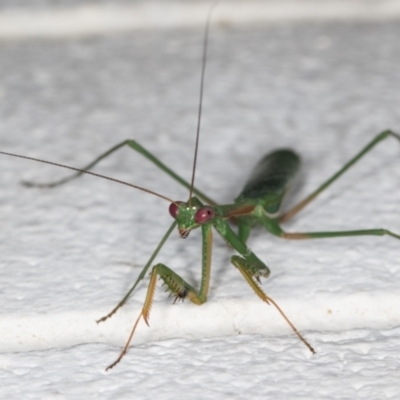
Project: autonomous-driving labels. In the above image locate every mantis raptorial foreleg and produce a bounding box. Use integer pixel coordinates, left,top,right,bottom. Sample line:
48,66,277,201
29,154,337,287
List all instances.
106,222,213,370
106,262,205,371
99,218,212,325
231,255,315,355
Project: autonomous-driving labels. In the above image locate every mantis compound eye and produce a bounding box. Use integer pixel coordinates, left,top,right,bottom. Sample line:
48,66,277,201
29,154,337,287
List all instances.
169,201,184,219
194,206,215,224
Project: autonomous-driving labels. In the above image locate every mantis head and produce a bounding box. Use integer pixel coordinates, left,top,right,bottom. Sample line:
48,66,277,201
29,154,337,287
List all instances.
169,197,215,238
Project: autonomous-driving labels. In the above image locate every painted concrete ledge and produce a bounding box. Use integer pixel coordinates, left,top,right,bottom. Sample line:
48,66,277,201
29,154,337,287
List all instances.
0,293,399,352
1,0,400,40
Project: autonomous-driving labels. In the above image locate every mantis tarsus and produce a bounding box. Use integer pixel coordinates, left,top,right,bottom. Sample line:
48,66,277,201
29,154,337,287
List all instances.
1,9,400,371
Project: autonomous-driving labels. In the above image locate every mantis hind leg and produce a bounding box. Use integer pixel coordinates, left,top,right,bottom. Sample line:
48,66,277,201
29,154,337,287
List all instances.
281,228,400,240
280,130,400,223
259,214,400,241
23,139,216,205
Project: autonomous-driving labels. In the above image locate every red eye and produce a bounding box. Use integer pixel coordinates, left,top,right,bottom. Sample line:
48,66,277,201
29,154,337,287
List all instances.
194,207,215,224
169,201,183,219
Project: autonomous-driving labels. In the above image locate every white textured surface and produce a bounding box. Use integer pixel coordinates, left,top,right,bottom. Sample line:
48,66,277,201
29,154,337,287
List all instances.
1,4,400,399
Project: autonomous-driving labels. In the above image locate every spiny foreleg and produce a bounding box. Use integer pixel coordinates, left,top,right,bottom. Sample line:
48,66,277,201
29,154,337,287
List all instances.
106,263,205,370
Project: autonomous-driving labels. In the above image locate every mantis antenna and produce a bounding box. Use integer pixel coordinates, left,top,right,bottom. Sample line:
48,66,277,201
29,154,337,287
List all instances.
188,1,219,204
0,151,175,204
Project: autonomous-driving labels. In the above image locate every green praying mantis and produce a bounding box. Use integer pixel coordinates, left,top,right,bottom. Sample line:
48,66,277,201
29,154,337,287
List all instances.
1,8,400,371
